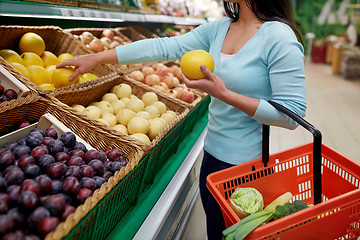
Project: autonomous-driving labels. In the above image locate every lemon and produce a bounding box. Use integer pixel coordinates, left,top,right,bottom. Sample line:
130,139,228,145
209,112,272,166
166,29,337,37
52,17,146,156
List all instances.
38,83,55,90
21,52,44,67
58,53,74,63
180,50,215,80
0,49,24,65
27,65,52,86
41,51,59,67
10,62,31,79
45,65,57,78
19,32,45,56
52,67,79,88
79,73,98,83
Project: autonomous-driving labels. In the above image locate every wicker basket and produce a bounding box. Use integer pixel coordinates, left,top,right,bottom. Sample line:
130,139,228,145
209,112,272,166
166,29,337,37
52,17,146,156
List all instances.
50,73,189,154
130,25,159,39
115,26,147,42
0,94,145,240
0,25,115,95
21,0,78,7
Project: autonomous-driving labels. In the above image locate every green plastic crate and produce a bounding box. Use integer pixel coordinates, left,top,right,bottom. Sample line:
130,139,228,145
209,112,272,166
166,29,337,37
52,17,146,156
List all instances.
64,155,148,240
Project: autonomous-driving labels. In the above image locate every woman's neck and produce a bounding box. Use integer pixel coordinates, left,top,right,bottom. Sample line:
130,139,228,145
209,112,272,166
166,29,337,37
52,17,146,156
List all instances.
236,2,262,26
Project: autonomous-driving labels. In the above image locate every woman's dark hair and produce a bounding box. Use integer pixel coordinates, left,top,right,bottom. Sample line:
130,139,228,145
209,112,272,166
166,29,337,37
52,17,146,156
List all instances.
224,0,303,45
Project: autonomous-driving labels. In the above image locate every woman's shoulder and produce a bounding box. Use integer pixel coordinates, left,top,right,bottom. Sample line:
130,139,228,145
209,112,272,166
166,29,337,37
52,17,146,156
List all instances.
261,21,297,39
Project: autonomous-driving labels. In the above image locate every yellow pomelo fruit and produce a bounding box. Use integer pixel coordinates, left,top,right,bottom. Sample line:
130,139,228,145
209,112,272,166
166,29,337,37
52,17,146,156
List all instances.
180,50,214,80
38,83,55,91
10,62,31,79
52,68,79,88
19,32,45,56
41,51,59,67
45,65,57,78
0,49,24,65
58,53,74,63
27,65,52,86
79,73,98,83
21,52,44,67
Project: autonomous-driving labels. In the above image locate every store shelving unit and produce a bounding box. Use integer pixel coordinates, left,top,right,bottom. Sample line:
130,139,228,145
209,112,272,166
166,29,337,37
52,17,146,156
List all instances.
0,1,209,239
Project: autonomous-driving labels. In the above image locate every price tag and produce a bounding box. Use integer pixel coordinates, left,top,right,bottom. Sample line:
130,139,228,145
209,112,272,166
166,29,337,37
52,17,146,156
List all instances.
94,11,101,18
83,9,91,18
71,9,81,17
59,8,71,17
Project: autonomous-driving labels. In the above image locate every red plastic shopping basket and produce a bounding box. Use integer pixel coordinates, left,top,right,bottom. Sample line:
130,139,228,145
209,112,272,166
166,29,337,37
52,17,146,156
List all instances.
207,101,360,239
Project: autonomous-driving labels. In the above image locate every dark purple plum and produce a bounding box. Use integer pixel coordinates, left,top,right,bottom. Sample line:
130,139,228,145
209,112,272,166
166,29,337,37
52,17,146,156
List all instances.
31,145,48,160
0,214,15,236
76,188,92,204
43,194,66,216
7,185,20,202
4,168,24,185
18,138,26,146
106,149,122,161
17,155,35,168
48,140,64,155
102,171,113,180
0,94,11,102
17,191,39,210
17,121,31,129
109,161,123,173
0,176,6,191
73,142,87,153
28,206,50,229
13,145,31,159
3,141,18,151
60,132,76,149
20,179,41,195
79,165,93,178
4,165,21,175
0,151,15,169
103,161,111,171
25,131,43,149
61,204,75,221
62,177,80,195
65,165,81,179
34,175,52,195
84,149,101,164
46,163,67,179
69,149,85,159
98,150,106,162
80,177,96,191
55,152,69,163
7,207,25,228
0,84,3,94
25,234,41,240
50,180,62,194
37,217,60,237
23,164,41,179
29,128,46,137
1,230,26,240
93,176,106,189
41,137,54,147
45,128,58,139
0,193,10,213
4,89,18,100
68,156,84,166
88,160,105,176
57,193,73,205
38,154,55,171
119,155,127,166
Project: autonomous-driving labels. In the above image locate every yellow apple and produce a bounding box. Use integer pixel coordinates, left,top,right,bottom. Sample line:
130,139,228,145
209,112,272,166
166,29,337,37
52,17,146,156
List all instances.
102,93,118,103
71,104,85,113
110,84,120,93
97,118,110,126
97,101,114,115
116,108,136,126
115,83,132,99
83,105,102,119
111,99,126,115
113,124,128,135
151,101,167,115
142,92,158,106
131,133,151,144
126,98,145,113
148,118,165,140
166,110,177,119
136,111,151,120
101,112,117,127
145,105,160,119
127,117,149,135
161,112,176,124
120,97,130,105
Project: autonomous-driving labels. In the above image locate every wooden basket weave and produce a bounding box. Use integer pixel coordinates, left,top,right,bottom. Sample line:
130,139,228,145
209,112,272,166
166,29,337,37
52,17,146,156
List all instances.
0,95,144,240
0,25,115,94
51,73,189,154
130,25,159,39
115,26,147,42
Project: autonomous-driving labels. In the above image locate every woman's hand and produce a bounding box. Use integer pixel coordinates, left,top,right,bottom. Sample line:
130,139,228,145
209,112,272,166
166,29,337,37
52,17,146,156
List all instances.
56,54,99,81
182,64,228,100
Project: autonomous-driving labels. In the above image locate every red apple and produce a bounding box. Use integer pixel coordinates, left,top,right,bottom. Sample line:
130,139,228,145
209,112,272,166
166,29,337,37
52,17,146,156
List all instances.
141,66,155,76
17,121,30,129
89,38,104,53
178,89,194,103
102,29,115,41
166,89,178,98
144,74,161,86
128,70,145,82
161,74,174,88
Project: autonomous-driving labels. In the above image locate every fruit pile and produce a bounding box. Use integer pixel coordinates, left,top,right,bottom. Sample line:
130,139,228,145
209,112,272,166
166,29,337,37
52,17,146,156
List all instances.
127,63,196,103
0,83,17,103
0,32,98,91
71,83,178,144
0,127,128,239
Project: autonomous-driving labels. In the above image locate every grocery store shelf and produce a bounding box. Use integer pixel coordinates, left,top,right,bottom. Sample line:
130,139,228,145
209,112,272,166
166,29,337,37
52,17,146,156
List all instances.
0,1,206,25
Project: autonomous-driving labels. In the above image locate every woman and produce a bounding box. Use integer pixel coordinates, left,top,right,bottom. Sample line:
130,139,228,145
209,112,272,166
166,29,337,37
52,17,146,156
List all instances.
58,0,306,238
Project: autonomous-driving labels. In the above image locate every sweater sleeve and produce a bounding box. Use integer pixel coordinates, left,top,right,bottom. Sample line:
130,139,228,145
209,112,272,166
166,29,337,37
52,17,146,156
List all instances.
114,19,223,64
252,22,307,129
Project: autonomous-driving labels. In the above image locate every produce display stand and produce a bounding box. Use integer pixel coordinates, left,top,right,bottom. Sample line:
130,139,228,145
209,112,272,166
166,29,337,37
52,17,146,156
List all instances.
207,101,360,239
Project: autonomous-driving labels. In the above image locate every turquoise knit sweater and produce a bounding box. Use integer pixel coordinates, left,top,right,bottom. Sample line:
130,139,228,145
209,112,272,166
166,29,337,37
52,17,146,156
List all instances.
116,17,306,165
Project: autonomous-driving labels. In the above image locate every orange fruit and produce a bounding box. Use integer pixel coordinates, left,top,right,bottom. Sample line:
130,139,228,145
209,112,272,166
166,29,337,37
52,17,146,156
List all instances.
52,67,79,88
21,52,44,67
180,50,214,80
27,65,52,86
0,49,24,65
41,51,59,67
58,53,74,63
19,32,45,56
10,62,31,79
38,83,55,91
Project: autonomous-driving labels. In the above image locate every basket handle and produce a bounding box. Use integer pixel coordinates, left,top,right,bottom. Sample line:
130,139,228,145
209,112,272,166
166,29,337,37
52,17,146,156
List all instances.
262,101,322,204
